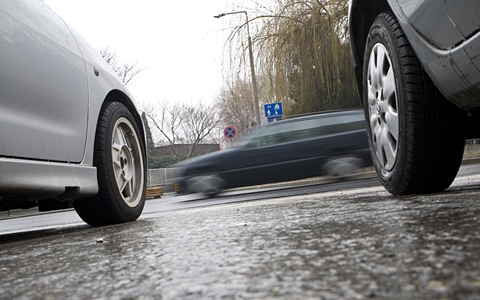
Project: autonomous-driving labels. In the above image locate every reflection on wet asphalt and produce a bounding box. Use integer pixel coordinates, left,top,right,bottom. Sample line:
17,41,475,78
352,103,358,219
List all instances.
1,184,480,299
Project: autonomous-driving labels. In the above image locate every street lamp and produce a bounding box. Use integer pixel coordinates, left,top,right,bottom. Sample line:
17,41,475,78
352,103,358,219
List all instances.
214,11,261,126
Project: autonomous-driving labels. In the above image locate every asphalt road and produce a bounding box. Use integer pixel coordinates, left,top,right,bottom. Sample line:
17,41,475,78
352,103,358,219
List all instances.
2,166,480,299
0,175,381,236
2,161,480,235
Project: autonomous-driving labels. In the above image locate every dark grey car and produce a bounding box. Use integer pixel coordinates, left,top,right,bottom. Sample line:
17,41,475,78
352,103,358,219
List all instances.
175,110,372,197
349,0,480,195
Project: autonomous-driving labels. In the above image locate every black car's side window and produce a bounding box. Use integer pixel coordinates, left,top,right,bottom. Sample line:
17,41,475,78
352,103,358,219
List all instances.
245,113,365,148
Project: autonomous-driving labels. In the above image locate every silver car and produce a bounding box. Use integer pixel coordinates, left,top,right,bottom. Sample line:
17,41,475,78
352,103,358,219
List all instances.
0,0,147,225
349,0,480,195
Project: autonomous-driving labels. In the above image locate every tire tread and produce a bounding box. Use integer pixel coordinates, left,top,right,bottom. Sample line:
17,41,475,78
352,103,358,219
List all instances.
365,11,466,195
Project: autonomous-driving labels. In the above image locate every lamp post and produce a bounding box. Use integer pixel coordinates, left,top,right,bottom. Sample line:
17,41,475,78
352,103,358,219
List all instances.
214,11,261,126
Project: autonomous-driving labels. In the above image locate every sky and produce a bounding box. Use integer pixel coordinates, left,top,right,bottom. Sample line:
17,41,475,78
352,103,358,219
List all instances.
44,0,242,107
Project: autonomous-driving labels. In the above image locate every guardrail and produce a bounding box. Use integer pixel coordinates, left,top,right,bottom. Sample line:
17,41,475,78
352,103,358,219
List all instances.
147,168,181,187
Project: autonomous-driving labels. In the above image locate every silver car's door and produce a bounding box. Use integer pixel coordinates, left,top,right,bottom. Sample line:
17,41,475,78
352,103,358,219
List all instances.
0,0,88,162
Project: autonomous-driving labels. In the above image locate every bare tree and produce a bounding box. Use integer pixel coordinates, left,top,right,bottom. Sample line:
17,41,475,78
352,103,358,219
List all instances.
143,100,221,161
143,100,183,158
99,46,144,86
216,77,259,137
181,102,222,159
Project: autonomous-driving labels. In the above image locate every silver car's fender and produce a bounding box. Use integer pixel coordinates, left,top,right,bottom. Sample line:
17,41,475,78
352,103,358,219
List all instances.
70,30,146,167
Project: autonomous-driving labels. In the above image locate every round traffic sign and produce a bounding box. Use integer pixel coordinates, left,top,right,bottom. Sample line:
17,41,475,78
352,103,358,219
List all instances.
223,126,237,140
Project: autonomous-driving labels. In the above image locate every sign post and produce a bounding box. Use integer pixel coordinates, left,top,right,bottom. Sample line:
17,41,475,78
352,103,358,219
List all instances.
263,102,283,123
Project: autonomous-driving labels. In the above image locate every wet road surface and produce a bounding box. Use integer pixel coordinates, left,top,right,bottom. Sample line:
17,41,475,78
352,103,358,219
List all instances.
0,177,381,236
2,160,480,235
2,174,480,299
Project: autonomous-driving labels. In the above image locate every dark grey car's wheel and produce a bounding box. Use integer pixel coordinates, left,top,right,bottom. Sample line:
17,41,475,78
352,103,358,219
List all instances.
74,101,146,226
185,173,225,198
363,11,466,195
321,156,365,179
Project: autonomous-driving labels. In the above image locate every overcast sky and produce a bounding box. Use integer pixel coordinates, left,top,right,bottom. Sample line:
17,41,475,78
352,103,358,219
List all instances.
44,0,242,107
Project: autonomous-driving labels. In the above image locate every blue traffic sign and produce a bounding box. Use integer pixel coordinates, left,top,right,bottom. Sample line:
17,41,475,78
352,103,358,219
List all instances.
264,102,283,118
223,126,237,140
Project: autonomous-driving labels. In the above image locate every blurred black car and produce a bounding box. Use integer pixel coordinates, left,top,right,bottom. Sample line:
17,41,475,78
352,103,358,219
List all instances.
174,110,372,197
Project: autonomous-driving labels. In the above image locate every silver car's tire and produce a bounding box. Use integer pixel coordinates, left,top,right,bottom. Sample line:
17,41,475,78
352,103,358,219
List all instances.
363,12,466,195
74,102,146,226
186,173,225,198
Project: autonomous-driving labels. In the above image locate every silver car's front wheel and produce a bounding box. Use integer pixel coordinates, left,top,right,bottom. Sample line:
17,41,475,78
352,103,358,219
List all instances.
74,101,146,226
111,117,144,208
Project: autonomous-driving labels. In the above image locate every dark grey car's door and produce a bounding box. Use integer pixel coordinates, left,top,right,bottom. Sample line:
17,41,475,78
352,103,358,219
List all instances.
227,119,323,186
230,140,300,187
0,1,88,162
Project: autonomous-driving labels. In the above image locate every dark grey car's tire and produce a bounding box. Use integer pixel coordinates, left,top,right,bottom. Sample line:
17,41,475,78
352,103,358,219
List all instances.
74,102,146,226
321,156,365,179
363,12,466,195
185,173,225,198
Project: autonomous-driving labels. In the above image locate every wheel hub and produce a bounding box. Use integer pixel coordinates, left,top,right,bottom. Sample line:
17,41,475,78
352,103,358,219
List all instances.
376,98,381,119
119,144,134,181
367,43,399,172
